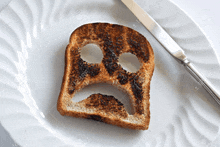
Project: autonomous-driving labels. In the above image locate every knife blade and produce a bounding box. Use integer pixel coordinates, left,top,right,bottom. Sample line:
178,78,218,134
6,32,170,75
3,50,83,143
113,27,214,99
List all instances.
122,0,220,105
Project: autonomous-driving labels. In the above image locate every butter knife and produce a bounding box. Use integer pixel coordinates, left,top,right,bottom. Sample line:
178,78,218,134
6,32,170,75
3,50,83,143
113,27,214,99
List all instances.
122,0,220,105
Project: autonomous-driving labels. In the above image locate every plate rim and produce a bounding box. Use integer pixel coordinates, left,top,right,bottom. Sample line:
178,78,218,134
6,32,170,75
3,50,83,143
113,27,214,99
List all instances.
0,0,220,146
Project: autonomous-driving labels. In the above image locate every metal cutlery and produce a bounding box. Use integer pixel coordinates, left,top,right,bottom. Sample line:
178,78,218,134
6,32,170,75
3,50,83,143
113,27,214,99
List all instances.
122,0,220,105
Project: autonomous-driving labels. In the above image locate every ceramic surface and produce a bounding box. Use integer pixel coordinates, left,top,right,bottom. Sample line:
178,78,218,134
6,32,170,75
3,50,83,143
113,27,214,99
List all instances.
0,0,220,146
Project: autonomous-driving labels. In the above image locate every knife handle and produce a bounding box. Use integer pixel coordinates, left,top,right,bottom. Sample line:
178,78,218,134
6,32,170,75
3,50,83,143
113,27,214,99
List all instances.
183,59,220,105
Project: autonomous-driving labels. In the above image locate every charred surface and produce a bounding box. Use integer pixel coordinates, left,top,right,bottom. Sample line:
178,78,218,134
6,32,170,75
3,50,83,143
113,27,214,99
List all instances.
88,64,100,77
129,74,144,114
78,58,88,80
84,94,128,118
87,115,103,122
117,70,128,85
102,46,119,76
127,32,149,63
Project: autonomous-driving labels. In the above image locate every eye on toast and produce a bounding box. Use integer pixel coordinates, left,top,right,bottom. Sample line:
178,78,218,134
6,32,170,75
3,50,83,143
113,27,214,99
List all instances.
57,23,154,130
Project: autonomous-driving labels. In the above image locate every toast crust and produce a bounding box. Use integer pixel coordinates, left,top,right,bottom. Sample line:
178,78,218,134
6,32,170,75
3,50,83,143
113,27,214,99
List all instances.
57,23,154,130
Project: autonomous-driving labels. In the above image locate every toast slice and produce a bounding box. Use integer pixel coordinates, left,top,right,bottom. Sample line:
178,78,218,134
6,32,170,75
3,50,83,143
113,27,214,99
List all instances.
57,23,154,130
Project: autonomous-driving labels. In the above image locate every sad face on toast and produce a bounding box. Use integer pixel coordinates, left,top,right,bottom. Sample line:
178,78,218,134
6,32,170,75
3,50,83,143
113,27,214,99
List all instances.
57,23,155,130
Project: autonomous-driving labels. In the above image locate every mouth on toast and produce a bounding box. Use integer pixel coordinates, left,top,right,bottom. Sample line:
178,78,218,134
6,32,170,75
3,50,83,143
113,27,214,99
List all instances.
71,83,134,115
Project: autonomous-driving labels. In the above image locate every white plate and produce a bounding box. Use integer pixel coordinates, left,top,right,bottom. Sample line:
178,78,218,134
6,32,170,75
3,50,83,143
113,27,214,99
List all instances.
1,0,220,146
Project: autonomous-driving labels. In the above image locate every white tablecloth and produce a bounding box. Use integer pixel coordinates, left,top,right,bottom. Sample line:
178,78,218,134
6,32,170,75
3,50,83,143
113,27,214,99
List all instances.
0,0,220,146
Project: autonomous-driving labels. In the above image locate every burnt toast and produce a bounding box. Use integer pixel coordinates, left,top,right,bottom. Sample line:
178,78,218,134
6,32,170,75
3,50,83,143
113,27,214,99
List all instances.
57,23,155,130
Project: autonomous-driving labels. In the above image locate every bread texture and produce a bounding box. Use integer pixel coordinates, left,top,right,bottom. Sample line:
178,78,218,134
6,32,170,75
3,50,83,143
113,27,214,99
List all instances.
57,23,154,130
